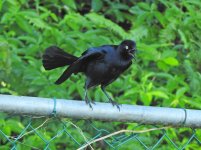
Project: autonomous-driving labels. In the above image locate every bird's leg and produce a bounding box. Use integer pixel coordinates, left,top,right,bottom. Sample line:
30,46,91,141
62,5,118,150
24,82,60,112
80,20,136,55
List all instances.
84,82,93,109
101,86,120,111
91,100,96,105
84,88,93,109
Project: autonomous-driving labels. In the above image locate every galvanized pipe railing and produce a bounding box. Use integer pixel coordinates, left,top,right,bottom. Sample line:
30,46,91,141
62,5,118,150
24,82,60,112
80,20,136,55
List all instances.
0,94,201,128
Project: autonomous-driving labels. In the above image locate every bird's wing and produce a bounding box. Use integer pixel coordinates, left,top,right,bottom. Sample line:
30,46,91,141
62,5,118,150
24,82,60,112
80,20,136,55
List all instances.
81,45,118,56
55,51,104,84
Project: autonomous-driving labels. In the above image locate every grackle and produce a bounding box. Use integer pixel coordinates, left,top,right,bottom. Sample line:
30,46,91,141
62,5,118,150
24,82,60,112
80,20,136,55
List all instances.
42,40,137,110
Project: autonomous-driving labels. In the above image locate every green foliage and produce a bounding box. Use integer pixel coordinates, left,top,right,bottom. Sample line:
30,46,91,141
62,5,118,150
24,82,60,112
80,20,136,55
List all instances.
0,0,201,149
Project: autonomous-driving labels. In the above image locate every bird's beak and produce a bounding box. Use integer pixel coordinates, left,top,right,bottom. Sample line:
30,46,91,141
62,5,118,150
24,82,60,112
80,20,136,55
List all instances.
128,53,135,58
128,49,136,58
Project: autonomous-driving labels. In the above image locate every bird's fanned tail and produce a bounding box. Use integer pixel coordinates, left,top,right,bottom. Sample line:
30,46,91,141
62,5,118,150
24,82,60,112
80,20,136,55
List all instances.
42,46,78,70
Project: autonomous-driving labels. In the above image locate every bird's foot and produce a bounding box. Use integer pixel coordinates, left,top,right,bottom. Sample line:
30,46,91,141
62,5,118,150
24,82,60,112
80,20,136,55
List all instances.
85,98,93,110
109,99,121,111
88,102,93,110
91,101,96,105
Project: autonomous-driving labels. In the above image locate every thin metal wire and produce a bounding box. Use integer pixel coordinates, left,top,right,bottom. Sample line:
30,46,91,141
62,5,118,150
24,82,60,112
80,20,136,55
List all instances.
0,113,200,149
51,97,57,117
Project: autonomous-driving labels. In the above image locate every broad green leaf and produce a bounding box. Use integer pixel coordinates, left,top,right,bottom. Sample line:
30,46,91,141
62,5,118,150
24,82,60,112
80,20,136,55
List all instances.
15,15,32,34
176,87,188,98
2,126,11,136
28,17,49,29
50,13,58,22
140,92,152,105
150,91,169,99
137,2,150,10
163,57,179,66
6,120,25,134
157,61,169,71
1,12,14,24
154,11,166,27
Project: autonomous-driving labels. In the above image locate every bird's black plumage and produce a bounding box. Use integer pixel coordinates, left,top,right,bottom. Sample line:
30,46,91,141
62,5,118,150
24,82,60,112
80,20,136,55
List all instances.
42,40,137,110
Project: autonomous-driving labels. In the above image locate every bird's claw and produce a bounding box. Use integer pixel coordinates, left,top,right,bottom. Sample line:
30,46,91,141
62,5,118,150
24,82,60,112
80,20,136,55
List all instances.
85,98,94,110
91,101,96,105
88,102,93,110
116,105,120,111
109,99,121,111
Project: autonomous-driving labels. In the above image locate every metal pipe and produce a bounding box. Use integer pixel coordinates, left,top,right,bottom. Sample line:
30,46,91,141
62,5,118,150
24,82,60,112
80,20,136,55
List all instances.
0,94,201,128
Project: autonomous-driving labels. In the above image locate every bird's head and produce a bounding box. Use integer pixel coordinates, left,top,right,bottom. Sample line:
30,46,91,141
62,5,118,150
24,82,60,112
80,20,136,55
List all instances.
118,40,137,59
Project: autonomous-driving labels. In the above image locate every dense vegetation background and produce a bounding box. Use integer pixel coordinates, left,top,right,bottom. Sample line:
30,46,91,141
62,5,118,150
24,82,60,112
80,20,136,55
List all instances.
0,0,201,149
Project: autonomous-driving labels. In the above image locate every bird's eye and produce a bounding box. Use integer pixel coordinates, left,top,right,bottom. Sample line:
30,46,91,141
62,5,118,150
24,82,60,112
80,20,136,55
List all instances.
125,46,129,50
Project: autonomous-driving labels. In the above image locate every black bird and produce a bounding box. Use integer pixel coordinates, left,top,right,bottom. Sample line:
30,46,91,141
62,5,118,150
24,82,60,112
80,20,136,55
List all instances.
42,40,137,110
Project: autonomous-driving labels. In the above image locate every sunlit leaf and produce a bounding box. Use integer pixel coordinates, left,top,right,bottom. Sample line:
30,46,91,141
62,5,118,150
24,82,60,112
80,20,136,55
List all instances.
163,57,179,66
